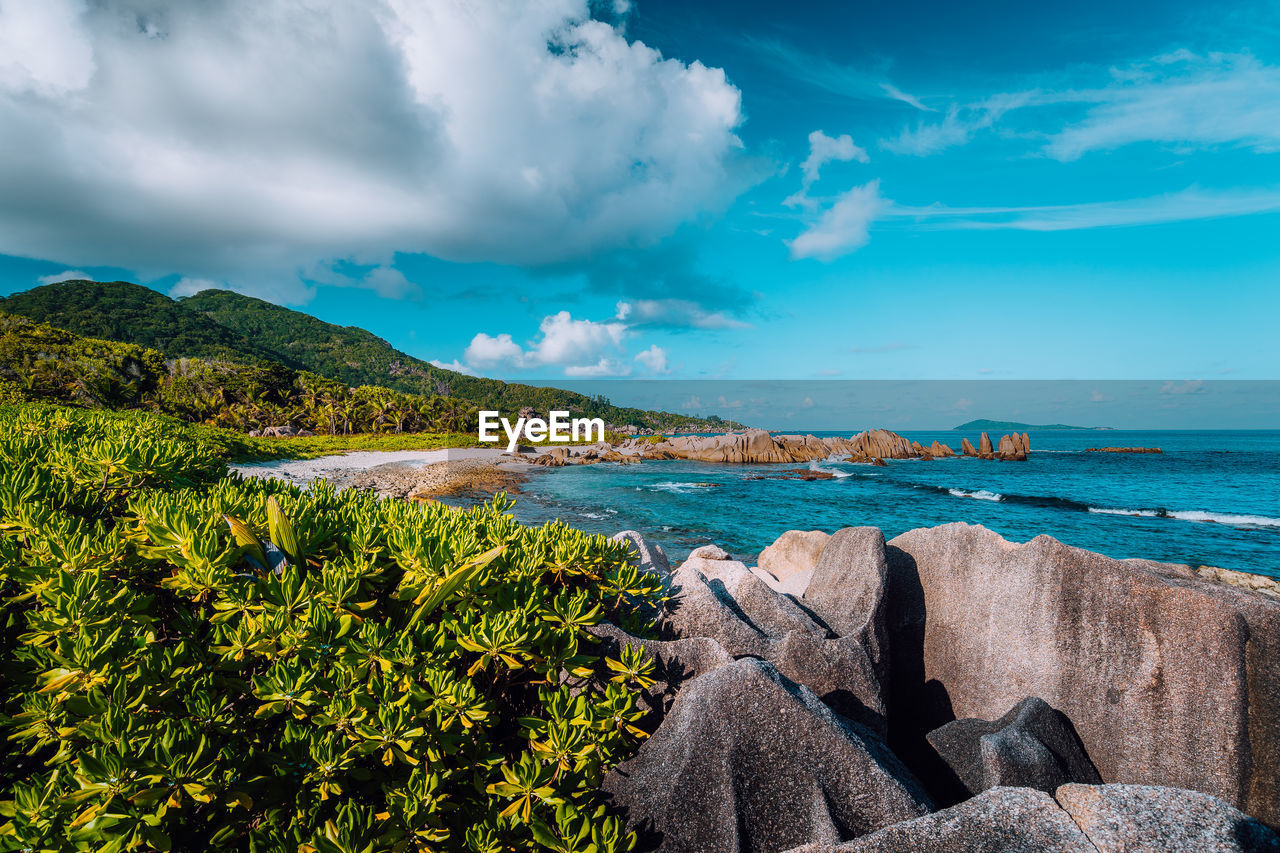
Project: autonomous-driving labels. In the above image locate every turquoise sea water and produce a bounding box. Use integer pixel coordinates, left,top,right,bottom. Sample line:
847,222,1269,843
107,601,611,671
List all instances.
493,430,1280,577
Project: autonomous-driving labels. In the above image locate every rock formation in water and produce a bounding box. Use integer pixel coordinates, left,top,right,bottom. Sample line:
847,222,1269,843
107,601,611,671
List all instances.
600,524,1280,852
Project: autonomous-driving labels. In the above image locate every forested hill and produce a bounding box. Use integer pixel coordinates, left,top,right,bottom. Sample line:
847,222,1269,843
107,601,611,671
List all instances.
0,280,740,430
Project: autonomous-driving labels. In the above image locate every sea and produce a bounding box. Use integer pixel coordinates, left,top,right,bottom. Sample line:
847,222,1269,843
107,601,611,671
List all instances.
489,430,1280,578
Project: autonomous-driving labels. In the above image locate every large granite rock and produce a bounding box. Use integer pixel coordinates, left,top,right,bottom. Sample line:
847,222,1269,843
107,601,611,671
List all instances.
848,429,920,460
787,784,1280,853
885,522,1280,823
929,441,955,458
665,550,889,732
977,432,994,457
1054,784,1280,853
587,622,733,717
787,787,1096,853
603,658,932,853
643,429,846,464
802,527,890,682
960,437,978,457
757,530,830,596
926,697,1101,798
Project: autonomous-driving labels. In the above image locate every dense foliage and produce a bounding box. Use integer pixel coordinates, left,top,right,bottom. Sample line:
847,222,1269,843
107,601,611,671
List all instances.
0,281,743,432
0,405,663,851
0,313,477,436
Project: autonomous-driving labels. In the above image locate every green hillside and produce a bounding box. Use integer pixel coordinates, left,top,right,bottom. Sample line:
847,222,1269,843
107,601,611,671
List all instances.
0,279,740,431
0,280,295,368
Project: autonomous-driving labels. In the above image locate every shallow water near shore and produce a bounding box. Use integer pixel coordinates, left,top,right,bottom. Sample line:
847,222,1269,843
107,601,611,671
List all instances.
496,430,1280,576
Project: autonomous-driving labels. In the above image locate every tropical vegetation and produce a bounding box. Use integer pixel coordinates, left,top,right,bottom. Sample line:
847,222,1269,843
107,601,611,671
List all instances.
0,281,743,433
0,404,663,851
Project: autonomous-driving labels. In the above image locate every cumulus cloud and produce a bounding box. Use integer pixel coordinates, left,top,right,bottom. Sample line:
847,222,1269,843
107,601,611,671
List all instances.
0,0,745,302
462,311,632,375
633,344,669,374
788,180,883,261
618,298,750,330
37,269,91,285
784,130,869,208
428,358,477,376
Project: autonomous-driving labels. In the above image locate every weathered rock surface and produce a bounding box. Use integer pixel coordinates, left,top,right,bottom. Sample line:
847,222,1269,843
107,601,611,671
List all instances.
786,787,1096,853
603,658,932,853
995,432,1028,460
663,536,891,734
641,429,850,464
802,527,890,680
756,530,830,596
611,530,671,591
926,697,1100,797
884,522,1280,824
587,622,733,716
978,432,993,457
1054,784,1280,853
848,429,919,460
929,441,955,457
960,437,977,457
787,784,1280,853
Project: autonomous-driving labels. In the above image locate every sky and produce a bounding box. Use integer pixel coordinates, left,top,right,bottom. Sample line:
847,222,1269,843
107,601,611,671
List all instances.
1,0,1279,387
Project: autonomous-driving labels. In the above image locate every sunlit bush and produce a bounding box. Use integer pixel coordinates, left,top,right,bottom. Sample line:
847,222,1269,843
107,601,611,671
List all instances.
0,405,660,852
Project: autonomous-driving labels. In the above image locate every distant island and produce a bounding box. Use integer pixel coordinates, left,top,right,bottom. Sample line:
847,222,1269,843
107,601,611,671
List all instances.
953,419,1111,431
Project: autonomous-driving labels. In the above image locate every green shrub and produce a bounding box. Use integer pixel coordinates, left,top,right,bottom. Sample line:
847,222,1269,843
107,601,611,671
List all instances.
0,405,661,852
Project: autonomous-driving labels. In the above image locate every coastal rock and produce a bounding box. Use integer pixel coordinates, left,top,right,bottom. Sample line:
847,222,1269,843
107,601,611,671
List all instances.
786,787,1096,853
787,784,1280,853
843,429,922,461
587,622,733,717
929,441,955,457
611,530,671,590
996,433,1027,461
884,522,1280,823
960,437,977,457
756,530,830,596
602,658,932,853
926,697,1101,797
978,432,994,458
1085,446,1163,454
665,545,891,733
689,543,731,561
802,528,890,680
261,425,299,438
643,429,841,464
1054,784,1280,853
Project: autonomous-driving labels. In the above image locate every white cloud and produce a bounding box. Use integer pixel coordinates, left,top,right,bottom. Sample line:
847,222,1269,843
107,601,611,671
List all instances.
880,92,1032,156
742,36,929,110
428,358,477,377
890,185,1280,231
1045,52,1280,160
785,129,869,208
37,269,91,285
800,130,868,185
634,344,669,374
0,0,745,301
619,298,750,330
169,277,222,298
788,180,884,261
464,333,525,369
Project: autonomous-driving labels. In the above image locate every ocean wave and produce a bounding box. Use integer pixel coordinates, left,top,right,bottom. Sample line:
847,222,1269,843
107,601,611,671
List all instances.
1088,506,1279,528
1087,507,1160,518
1165,510,1280,528
948,488,1003,502
808,461,854,479
647,481,720,494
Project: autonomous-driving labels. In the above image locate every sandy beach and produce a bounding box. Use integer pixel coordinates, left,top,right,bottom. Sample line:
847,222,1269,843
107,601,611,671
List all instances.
232,447,532,499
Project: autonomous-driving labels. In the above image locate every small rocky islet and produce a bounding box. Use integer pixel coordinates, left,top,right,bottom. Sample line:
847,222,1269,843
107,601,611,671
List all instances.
591,523,1280,852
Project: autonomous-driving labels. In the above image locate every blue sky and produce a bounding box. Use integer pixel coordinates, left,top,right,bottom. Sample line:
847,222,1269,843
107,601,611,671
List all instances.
1,0,1278,382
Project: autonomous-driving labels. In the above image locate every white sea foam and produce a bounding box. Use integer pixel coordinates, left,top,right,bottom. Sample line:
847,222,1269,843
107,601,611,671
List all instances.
1088,507,1160,517
648,481,716,494
808,461,854,479
948,488,1003,502
1166,510,1280,528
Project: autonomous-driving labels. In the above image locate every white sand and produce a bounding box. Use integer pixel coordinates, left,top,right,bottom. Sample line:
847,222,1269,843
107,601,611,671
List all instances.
232,447,513,488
